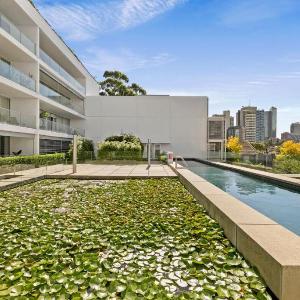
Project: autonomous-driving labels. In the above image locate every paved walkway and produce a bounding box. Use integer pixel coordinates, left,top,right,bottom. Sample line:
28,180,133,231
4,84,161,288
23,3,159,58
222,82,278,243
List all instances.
0,163,176,190
50,163,176,178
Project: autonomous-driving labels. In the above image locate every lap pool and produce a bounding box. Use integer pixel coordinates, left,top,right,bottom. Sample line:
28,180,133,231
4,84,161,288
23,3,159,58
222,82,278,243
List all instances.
187,160,300,236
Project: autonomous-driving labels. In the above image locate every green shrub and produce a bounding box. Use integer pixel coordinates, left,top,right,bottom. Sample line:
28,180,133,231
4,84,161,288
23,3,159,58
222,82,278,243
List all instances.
274,158,300,174
67,138,95,162
98,138,143,161
159,151,168,163
104,134,144,152
0,153,65,167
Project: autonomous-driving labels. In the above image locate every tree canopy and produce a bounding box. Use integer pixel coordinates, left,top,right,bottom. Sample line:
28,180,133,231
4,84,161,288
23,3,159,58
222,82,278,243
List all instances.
99,71,147,96
226,136,243,154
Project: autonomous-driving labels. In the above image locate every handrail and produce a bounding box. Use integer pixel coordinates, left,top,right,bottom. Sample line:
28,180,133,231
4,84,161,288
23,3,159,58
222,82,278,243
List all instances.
39,83,84,114
175,155,189,168
39,118,84,136
0,106,36,128
0,13,36,54
0,59,36,91
39,49,85,95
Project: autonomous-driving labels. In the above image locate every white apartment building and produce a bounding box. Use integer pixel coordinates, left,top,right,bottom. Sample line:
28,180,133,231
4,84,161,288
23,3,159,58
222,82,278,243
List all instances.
0,0,98,156
0,0,208,159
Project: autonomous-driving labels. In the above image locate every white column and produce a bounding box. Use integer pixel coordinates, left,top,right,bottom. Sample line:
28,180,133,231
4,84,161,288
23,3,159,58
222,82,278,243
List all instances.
34,134,40,155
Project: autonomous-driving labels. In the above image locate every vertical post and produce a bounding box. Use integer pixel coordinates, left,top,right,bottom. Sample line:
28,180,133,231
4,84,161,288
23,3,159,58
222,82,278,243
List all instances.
224,120,227,162
147,139,151,168
73,135,77,174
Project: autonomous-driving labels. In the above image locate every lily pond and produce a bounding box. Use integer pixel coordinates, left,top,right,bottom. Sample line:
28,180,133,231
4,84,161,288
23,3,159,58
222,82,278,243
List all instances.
0,179,272,300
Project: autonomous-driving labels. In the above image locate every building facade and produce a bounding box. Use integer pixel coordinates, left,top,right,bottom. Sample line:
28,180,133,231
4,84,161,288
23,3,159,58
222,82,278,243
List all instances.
236,106,277,143
281,132,300,142
265,106,277,139
84,96,208,159
291,122,300,135
227,126,245,141
208,110,234,159
0,0,99,156
236,106,257,142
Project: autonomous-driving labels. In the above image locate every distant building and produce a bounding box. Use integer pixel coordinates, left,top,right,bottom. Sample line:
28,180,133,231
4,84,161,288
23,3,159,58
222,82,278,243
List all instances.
227,126,245,141
256,110,265,142
281,132,300,142
236,106,277,142
208,110,234,159
291,122,300,135
236,106,257,142
265,107,277,139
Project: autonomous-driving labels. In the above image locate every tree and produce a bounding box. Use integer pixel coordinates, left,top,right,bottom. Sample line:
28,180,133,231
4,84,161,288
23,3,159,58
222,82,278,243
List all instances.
277,140,300,160
226,136,243,154
99,71,147,96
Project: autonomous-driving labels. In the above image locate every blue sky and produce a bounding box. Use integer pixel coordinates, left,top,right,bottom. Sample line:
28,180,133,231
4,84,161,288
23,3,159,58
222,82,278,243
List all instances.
35,0,300,135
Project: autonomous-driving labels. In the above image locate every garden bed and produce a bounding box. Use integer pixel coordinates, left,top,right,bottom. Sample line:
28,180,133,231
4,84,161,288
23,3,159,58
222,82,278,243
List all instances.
0,179,272,299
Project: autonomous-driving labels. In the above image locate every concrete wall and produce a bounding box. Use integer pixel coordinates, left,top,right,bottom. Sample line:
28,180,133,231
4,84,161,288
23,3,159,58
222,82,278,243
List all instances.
85,96,208,158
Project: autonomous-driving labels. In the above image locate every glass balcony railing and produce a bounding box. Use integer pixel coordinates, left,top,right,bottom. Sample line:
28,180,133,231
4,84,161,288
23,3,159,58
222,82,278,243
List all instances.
0,59,36,91
0,13,36,54
0,107,36,129
40,118,85,136
39,49,86,95
40,83,84,115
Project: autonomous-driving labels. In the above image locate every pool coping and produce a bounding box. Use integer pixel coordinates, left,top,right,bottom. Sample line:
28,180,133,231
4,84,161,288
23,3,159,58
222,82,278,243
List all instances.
169,162,300,300
190,158,300,191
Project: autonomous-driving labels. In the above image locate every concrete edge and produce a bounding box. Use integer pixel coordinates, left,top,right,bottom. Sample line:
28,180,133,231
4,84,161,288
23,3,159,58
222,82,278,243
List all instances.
169,163,300,300
0,176,46,192
46,175,178,180
0,174,178,192
191,158,300,191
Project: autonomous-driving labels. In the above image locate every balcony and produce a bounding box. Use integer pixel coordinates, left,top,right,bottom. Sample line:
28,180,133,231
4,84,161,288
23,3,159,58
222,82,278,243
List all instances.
40,118,84,136
0,59,36,91
40,83,84,115
0,13,36,54
0,106,36,129
39,49,85,95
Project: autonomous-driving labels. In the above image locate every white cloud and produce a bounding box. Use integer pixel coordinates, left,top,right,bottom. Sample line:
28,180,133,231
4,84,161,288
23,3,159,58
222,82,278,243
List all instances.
81,48,176,77
35,0,186,41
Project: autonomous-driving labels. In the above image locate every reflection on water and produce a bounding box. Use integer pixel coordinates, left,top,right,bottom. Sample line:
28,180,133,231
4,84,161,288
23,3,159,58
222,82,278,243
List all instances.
187,160,300,236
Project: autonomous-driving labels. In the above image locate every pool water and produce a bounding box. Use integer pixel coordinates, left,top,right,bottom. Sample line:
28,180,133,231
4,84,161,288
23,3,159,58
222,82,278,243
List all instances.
187,160,300,236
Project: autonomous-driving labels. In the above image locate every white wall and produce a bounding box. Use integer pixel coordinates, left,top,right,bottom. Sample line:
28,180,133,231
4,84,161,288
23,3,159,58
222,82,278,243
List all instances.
85,96,208,158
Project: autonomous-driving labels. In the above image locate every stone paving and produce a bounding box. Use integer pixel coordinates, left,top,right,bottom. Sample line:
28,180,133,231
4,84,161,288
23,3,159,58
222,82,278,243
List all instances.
50,163,176,178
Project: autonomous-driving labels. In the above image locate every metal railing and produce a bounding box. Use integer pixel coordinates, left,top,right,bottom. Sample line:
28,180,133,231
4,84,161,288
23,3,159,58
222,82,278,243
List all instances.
0,59,36,91
175,155,189,168
40,118,84,136
39,49,85,95
0,13,36,54
0,106,36,128
40,83,84,115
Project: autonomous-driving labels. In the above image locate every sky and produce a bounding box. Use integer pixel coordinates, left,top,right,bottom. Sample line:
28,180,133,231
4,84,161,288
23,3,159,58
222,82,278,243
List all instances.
34,0,300,135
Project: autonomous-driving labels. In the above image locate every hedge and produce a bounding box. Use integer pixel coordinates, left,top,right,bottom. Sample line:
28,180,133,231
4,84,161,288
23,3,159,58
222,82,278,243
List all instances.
67,138,95,162
274,158,300,174
104,134,144,152
0,153,65,167
98,140,142,160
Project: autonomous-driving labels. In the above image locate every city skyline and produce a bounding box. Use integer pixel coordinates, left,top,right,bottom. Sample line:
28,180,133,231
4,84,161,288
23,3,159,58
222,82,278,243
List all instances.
34,0,300,135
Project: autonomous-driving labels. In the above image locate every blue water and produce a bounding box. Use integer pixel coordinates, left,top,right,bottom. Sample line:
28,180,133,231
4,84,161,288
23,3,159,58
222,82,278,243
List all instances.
187,160,300,236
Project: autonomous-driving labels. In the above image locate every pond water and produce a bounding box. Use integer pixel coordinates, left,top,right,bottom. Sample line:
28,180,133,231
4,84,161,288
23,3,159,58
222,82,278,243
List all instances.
187,160,300,236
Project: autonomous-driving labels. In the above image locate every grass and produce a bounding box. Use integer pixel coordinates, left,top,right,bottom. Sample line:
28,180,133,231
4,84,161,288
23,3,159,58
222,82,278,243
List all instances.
0,179,272,299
